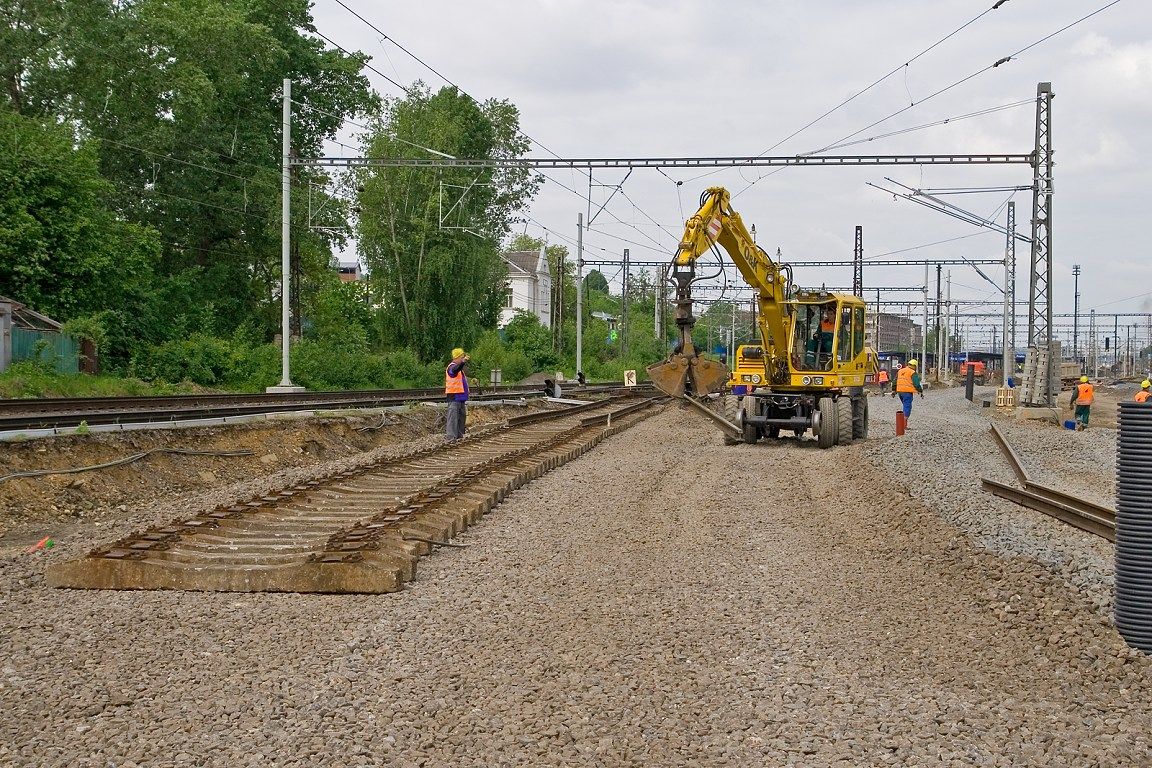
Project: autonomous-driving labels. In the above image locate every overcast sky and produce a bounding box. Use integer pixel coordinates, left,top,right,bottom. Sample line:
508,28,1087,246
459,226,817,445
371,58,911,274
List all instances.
309,0,1149,349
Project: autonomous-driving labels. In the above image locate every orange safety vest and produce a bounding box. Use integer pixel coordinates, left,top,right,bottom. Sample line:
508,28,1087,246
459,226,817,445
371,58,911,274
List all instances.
877,369,890,384
820,318,835,333
896,366,917,393
1075,382,1094,405
1135,390,1150,403
445,364,466,395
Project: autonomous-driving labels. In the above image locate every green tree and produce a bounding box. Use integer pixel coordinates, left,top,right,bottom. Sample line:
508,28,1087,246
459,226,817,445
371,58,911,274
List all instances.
3,0,377,350
356,85,539,361
503,310,558,372
585,269,609,294
0,110,160,354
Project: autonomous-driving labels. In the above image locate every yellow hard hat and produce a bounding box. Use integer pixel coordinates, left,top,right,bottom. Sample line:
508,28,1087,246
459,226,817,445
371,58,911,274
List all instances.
907,359,918,367
451,347,465,359
1080,375,1089,383
1142,379,1151,389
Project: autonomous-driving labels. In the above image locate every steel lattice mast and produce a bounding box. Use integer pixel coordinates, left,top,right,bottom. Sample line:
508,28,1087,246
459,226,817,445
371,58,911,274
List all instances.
1028,82,1055,404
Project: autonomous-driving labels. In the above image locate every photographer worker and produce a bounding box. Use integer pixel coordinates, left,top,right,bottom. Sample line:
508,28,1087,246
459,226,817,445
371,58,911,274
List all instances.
445,347,470,441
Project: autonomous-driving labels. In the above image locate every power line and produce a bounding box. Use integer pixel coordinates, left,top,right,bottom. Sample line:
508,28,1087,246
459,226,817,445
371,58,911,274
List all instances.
730,1,1122,200
324,0,559,159
97,136,276,188
320,1,681,249
686,1,1010,186
815,99,1033,154
310,27,407,93
805,0,1124,158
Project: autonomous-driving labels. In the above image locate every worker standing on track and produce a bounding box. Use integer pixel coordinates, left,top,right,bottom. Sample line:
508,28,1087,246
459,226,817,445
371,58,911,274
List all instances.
1135,379,1150,403
892,359,923,424
876,367,890,393
445,347,470,441
1070,375,1094,430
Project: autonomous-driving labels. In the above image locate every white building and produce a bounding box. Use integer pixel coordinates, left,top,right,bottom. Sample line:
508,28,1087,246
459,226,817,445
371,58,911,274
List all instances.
499,247,551,328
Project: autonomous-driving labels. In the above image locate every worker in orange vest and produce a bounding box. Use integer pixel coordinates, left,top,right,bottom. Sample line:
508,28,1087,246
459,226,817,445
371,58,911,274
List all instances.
817,306,836,364
445,347,470,441
892,359,923,424
1136,380,1151,403
876,367,890,393
1070,375,1094,430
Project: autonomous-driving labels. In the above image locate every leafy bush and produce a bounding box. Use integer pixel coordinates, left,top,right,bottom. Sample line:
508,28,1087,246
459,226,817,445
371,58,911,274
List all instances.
131,334,236,385
503,310,558,371
380,348,441,389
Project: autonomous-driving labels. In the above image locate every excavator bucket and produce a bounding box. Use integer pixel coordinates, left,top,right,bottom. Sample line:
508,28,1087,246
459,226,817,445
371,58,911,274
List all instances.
647,354,729,398
647,356,689,397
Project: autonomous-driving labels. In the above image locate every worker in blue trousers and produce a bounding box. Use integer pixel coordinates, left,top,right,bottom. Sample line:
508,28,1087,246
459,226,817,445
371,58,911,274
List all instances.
891,359,924,424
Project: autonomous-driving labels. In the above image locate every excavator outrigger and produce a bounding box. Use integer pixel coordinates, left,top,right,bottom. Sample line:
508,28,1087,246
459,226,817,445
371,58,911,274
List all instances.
647,187,872,448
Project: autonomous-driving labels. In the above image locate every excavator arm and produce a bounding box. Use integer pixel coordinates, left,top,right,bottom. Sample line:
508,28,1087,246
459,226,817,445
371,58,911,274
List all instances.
648,187,792,397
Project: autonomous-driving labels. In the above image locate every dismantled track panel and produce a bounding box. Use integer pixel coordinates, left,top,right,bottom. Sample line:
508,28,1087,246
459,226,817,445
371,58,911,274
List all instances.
48,398,660,594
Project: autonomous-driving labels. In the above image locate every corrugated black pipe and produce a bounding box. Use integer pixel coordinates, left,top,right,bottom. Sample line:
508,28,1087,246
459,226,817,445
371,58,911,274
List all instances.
1116,401,1152,653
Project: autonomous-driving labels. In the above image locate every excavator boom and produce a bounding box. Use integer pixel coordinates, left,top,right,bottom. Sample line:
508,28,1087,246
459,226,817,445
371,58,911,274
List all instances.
647,187,790,397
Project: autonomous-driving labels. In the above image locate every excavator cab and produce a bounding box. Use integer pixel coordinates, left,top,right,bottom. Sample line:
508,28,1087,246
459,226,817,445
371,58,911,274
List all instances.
795,302,838,370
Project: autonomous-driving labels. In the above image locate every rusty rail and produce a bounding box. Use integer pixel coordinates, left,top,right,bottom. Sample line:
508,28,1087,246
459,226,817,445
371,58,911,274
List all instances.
983,425,1116,542
48,397,664,593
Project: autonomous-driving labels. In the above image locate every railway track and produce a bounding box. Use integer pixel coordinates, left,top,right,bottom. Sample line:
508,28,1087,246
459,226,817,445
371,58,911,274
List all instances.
0,383,646,431
982,423,1116,542
47,395,663,594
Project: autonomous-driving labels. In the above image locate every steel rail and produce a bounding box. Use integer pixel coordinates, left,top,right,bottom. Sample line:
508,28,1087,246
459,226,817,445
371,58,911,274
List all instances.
983,424,1116,541
48,395,665,593
989,423,1031,484
980,477,1116,542
0,384,650,431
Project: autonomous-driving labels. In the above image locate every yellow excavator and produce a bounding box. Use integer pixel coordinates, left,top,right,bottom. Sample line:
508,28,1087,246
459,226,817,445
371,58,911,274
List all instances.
647,187,872,448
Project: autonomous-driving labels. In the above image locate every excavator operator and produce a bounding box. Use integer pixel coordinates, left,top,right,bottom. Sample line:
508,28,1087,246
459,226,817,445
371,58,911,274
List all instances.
803,304,837,370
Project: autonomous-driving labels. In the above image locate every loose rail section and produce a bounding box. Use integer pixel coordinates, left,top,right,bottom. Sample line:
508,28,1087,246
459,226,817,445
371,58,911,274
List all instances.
48,397,662,593
982,424,1116,542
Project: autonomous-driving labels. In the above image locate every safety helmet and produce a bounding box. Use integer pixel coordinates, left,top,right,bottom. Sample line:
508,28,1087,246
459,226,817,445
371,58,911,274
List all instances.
1142,379,1151,389
1080,375,1089,383
907,359,918,367
451,347,465,359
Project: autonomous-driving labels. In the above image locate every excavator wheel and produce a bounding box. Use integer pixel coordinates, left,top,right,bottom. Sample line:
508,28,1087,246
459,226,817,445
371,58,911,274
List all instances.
740,394,759,444
852,395,869,440
721,395,741,445
835,396,854,445
816,396,837,449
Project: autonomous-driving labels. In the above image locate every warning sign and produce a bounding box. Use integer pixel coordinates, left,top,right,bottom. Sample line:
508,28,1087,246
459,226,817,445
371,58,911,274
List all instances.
706,216,722,241
624,370,637,387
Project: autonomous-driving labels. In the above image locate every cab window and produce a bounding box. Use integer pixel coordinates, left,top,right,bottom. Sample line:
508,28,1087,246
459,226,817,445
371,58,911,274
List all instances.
853,306,865,358
836,305,853,362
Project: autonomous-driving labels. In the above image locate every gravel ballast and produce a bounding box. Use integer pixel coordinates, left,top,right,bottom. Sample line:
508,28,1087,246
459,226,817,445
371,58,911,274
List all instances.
2,399,1150,767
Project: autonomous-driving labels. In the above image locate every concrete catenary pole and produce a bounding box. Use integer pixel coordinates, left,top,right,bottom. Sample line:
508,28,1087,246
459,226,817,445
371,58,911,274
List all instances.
922,265,929,374
576,213,583,379
621,248,629,359
269,78,301,393
934,264,942,382
1073,264,1081,363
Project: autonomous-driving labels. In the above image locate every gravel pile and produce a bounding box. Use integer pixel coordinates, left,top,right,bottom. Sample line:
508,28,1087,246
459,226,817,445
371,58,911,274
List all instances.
2,403,1150,766
864,387,1118,614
